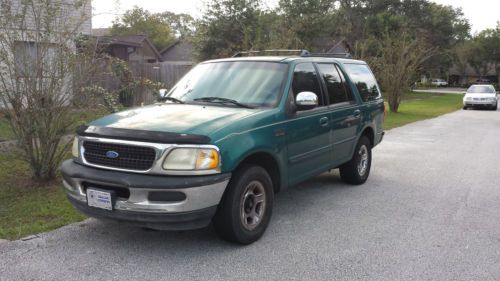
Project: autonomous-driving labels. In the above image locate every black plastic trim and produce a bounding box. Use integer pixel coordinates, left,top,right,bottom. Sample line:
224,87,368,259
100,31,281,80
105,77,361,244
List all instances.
76,125,211,144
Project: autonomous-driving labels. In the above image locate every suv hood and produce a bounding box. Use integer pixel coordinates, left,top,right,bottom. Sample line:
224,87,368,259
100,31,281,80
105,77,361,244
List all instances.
89,103,264,140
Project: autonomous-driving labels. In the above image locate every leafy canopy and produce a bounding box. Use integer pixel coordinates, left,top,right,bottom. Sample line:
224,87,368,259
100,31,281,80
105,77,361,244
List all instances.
110,7,176,50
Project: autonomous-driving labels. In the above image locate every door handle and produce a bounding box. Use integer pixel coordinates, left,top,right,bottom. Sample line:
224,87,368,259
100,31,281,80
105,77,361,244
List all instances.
319,117,329,127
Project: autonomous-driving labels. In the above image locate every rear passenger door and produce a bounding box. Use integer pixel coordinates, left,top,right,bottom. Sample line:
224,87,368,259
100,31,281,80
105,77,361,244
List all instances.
316,63,361,166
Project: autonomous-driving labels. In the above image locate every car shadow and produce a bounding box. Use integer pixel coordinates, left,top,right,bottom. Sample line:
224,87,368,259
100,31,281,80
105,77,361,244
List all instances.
69,170,356,251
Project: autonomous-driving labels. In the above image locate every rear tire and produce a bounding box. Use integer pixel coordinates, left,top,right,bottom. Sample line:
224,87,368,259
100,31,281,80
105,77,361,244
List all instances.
463,106,468,110
339,136,372,185
213,164,274,245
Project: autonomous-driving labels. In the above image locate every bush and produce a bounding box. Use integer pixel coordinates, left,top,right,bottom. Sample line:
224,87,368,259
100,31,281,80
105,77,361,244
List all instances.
0,0,98,181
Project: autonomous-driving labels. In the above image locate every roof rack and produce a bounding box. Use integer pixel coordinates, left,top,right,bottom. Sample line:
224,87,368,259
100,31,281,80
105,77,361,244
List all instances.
304,52,353,59
232,49,310,57
232,49,353,59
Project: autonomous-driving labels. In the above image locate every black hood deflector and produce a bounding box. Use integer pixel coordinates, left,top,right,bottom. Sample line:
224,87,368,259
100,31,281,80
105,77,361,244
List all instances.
76,125,211,144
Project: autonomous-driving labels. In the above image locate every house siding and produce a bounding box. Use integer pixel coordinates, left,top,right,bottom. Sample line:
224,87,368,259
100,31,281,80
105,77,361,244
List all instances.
8,0,91,35
0,0,92,108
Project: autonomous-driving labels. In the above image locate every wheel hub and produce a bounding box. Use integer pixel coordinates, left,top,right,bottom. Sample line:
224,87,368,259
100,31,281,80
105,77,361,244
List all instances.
357,145,368,176
240,180,266,231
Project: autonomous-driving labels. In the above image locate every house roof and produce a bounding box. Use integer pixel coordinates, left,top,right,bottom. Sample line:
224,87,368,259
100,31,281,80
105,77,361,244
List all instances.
311,37,353,55
160,40,195,62
97,34,162,60
327,39,353,54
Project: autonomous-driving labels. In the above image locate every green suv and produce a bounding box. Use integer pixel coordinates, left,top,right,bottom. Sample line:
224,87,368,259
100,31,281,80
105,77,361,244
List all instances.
61,52,385,244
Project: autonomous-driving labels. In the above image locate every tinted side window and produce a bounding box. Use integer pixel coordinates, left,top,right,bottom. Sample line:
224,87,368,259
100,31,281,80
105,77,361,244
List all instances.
317,63,354,105
292,63,324,106
344,64,381,102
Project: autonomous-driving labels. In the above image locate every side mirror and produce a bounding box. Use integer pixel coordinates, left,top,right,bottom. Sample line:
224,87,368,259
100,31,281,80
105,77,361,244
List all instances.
158,89,168,100
295,91,318,111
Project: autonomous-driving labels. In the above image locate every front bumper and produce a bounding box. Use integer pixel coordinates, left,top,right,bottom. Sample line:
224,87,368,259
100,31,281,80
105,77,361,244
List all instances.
464,100,497,107
61,160,231,230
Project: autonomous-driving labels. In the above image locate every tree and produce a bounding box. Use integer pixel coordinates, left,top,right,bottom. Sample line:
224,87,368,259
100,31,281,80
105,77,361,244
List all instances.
160,11,196,39
110,7,176,50
451,41,474,84
277,0,336,50
192,0,265,60
0,0,100,181
357,32,435,112
335,0,470,77
475,26,500,81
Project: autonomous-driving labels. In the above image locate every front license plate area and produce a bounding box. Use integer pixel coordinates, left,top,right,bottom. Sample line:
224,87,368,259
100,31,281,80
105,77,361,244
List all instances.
86,188,114,210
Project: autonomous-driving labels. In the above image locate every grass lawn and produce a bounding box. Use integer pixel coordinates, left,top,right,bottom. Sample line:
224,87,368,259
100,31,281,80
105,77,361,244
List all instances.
0,153,86,240
384,92,463,130
0,116,15,141
0,108,107,240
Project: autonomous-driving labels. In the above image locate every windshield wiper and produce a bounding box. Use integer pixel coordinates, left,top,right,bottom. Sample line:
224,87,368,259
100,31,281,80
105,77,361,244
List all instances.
193,97,254,109
160,96,185,104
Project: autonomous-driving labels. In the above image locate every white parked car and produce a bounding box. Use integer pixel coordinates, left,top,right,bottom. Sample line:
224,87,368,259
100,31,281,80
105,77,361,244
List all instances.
463,84,498,110
431,79,448,87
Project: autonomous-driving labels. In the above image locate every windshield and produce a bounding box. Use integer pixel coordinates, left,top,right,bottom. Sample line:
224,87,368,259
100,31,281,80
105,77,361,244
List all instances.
467,85,496,94
167,61,288,107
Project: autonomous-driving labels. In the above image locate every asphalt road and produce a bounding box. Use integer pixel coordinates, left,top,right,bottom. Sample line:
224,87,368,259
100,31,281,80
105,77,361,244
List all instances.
1,107,500,281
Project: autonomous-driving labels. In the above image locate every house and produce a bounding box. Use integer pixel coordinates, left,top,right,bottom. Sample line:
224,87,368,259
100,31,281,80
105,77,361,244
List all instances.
311,38,353,58
97,35,162,63
0,0,92,108
448,63,498,85
9,0,91,60
160,40,196,63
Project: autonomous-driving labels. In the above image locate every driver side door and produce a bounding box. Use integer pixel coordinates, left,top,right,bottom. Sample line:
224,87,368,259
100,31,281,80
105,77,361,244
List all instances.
286,63,332,186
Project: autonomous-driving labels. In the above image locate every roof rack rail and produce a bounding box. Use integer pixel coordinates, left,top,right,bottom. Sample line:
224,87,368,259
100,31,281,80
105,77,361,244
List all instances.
231,49,353,59
232,49,310,57
302,52,353,59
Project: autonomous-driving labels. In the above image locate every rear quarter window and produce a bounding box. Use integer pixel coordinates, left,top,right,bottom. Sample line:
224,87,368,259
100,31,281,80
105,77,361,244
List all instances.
343,64,381,102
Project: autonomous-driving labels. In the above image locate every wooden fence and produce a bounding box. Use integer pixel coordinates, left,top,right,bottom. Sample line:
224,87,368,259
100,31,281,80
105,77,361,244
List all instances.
89,61,194,106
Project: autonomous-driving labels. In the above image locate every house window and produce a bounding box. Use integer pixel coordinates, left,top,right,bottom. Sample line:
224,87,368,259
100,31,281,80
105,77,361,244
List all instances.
15,41,60,78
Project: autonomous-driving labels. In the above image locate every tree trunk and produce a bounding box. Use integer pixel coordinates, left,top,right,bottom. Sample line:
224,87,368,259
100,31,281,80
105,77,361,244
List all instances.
388,89,401,113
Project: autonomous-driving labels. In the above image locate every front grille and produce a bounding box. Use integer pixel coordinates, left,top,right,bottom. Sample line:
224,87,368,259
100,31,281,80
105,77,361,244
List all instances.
83,141,156,171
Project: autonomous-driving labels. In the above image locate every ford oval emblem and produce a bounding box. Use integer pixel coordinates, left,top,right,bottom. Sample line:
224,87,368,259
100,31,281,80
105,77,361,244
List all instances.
105,151,119,159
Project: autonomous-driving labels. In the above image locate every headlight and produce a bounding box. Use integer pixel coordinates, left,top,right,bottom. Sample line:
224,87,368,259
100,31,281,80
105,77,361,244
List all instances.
163,147,220,171
71,137,79,158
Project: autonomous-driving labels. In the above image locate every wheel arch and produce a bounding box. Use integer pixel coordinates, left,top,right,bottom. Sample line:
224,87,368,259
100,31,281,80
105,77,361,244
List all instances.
360,126,375,147
233,151,283,194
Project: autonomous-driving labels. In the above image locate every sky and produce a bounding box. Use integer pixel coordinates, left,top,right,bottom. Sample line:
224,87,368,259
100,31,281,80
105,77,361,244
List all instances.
92,0,499,34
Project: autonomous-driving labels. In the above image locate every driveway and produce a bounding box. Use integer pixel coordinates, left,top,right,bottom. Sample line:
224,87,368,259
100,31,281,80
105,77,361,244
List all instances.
1,108,500,281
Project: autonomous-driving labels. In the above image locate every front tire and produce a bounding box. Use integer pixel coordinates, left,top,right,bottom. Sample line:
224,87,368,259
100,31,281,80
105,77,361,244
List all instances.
339,136,372,185
213,164,274,244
